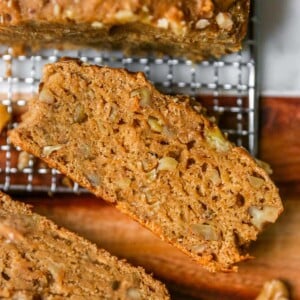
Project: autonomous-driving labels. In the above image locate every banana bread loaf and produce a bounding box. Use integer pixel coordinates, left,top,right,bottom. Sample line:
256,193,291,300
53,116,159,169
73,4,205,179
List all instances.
0,0,250,60
9,59,283,272
0,191,170,299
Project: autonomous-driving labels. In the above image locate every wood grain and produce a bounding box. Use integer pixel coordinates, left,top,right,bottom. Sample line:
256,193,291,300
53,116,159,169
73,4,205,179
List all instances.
260,97,300,184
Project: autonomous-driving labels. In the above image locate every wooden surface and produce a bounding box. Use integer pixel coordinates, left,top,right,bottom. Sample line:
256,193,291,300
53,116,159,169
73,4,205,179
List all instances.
260,97,300,184
4,96,300,299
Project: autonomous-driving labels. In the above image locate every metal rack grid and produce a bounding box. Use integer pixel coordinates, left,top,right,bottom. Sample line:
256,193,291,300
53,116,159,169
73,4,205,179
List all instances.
0,24,257,194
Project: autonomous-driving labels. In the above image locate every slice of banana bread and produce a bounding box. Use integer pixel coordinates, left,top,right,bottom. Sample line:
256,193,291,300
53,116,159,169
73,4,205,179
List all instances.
9,59,283,272
0,0,250,60
0,191,170,299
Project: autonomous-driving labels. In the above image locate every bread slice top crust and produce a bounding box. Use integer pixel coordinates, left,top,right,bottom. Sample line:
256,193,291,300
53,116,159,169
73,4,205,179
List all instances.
0,191,170,299
0,0,250,60
9,59,283,272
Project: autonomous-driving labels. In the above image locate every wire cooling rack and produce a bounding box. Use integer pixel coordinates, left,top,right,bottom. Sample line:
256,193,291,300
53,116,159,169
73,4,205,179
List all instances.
0,20,258,194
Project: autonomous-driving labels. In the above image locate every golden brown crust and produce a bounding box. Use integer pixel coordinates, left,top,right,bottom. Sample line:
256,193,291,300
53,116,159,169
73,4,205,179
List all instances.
0,191,170,299
0,0,250,60
9,59,283,272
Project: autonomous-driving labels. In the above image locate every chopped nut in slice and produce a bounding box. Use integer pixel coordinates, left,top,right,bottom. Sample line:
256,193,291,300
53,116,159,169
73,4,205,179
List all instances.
17,151,31,171
78,144,92,160
53,4,61,17
209,168,221,185
142,5,149,13
163,5,187,35
130,87,152,107
0,222,26,243
85,172,101,187
157,18,169,29
162,126,176,138
142,154,158,172
114,10,137,23
91,21,104,29
255,158,273,175
126,287,141,300
0,104,11,133
195,19,210,29
116,178,131,189
146,169,157,181
65,9,74,19
73,103,88,123
249,206,280,230
248,175,265,189
205,126,231,152
191,244,206,254
39,88,55,104
45,259,65,291
157,157,178,171
191,224,220,241
216,12,233,31
104,102,119,122
256,279,290,300
42,145,63,157
193,105,203,113
147,116,163,133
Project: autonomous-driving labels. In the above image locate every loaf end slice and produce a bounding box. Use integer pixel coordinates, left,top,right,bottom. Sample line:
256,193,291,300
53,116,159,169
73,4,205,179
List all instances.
0,0,250,60
9,59,283,272
0,191,170,299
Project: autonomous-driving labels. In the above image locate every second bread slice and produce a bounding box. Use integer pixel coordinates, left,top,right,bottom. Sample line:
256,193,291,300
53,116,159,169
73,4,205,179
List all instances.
9,59,283,272
0,191,170,299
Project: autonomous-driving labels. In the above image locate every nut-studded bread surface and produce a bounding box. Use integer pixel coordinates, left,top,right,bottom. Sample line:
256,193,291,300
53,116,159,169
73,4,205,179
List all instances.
0,191,170,299
9,59,283,272
0,0,249,60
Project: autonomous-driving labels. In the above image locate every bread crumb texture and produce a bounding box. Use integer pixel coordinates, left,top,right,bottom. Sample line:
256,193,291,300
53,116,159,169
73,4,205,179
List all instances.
0,191,170,299
0,0,250,60
9,59,283,272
